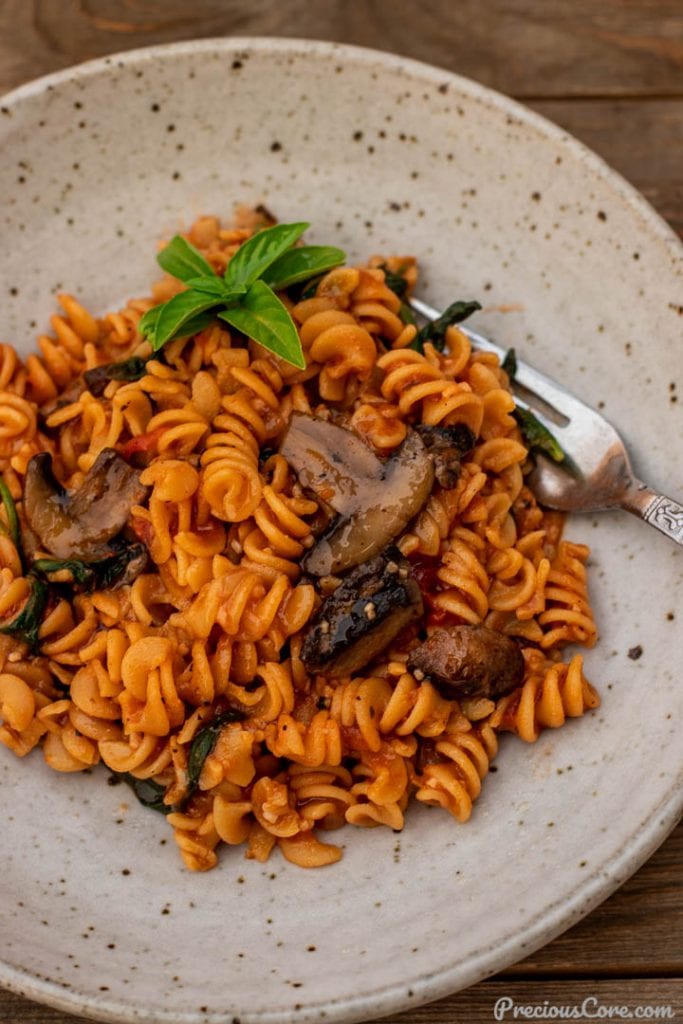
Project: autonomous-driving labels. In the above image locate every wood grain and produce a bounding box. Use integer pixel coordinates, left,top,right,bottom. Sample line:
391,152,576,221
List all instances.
2,979,682,1024
0,0,682,98
0,2,681,1023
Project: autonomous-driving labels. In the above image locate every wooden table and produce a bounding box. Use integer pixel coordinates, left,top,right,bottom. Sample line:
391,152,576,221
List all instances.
0,2,681,1021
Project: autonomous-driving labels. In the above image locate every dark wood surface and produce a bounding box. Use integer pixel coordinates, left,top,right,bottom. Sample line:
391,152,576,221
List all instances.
0,2,681,1022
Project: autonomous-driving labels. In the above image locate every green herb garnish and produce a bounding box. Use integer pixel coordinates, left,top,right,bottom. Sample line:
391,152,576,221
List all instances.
0,575,48,650
186,707,245,797
502,347,517,380
514,407,567,464
410,299,481,353
262,245,345,290
140,225,346,369
118,774,172,815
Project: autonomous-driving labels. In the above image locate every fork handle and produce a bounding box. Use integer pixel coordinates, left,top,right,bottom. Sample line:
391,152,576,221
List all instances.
622,483,683,547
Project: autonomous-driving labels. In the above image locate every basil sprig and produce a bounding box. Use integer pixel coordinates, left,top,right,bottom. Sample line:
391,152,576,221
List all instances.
139,224,345,369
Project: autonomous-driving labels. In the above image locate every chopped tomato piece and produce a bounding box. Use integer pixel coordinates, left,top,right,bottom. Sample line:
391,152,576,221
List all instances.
119,428,165,463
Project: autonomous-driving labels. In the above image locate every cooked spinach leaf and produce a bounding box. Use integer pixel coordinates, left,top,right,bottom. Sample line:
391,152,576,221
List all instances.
32,542,148,592
84,356,148,397
379,263,409,299
0,575,48,650
186,707,245,797
378,263,416,324
118,773,172,815
0,477,23,566
398,302,417,326
410,299,481,353
502,347,517,380
514,407,567,464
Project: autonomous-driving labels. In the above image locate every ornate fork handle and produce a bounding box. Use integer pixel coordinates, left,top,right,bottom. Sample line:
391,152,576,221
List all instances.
623,485,683,547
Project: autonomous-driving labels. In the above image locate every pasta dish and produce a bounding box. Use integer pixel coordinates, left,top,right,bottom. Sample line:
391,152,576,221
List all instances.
0,208,599,870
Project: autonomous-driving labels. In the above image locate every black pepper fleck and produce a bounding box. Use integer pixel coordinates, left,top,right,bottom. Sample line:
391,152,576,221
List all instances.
628,645,643,661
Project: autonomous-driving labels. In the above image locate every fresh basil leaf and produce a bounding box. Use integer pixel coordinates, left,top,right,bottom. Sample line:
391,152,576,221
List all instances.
502,347,518,380
138,304,163,338
219,280,305,370
146,292,221,350
262,245,346,290
156,234,215,284
224,222,309,291
410,299,482,353
119,773,172,815
0,478,22,561
183,276,243,300
514,407,567,464
0,575,47,650
172,310,221,339
186,707,245,797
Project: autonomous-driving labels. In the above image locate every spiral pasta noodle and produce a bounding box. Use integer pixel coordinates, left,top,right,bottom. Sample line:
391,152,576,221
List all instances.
0,208,600,871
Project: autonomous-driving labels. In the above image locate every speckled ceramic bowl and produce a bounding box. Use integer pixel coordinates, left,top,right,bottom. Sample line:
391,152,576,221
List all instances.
0,37,681,1024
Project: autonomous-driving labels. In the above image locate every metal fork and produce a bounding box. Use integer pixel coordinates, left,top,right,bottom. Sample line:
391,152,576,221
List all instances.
410,297,683,548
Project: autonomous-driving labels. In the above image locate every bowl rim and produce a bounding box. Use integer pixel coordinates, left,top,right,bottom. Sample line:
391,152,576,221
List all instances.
0,34,681,1024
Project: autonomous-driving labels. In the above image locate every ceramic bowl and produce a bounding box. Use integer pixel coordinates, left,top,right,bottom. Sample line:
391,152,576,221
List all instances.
0,37,681,1024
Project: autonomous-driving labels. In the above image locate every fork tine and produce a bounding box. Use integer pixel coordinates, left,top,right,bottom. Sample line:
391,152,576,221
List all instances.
409,297,581,422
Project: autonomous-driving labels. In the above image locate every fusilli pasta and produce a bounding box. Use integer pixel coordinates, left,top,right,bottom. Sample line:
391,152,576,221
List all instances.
0,209,600,871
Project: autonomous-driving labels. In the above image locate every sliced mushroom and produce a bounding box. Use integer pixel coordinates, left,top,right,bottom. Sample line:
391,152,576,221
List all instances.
407,625,524,700
280,413,434,576
24,448,148,561
415,424,476,488
301,548,423,677
39,378,86,423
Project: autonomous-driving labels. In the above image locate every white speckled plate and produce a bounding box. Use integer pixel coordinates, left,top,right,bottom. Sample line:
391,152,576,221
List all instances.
0,37,681,1024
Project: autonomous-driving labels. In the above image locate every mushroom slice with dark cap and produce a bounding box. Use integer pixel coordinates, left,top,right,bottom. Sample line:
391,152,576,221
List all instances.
301,548,423,677
414,424,476,488
24,448,148,561
407,625,524,700
280,413,434,576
